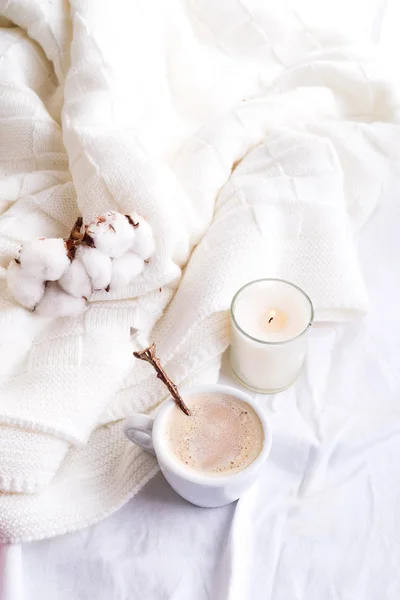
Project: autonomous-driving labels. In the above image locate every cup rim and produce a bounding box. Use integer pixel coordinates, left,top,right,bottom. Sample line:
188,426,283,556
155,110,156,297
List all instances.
230,278,314,345
152,384,272,487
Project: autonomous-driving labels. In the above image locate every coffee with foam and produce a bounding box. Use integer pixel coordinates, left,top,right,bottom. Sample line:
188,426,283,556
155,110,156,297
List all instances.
167,392,264,476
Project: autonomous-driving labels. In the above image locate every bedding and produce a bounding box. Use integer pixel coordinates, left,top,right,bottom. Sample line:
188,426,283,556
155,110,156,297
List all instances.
0,0,399,543
3,180,400,599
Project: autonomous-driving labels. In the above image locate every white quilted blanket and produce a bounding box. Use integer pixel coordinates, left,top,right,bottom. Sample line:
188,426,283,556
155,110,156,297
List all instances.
0,0,399,542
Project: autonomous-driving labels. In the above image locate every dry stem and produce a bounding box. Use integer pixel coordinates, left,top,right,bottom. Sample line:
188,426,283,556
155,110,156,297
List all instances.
133,344,191,416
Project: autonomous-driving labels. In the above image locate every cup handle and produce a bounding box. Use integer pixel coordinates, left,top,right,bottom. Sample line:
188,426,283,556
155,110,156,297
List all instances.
124,414,155,456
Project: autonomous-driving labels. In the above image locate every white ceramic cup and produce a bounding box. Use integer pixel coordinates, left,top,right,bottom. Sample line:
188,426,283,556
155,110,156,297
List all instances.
124,384,272,508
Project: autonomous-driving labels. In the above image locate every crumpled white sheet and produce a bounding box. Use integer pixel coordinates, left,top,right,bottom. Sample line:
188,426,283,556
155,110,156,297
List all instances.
2,0,400,596
2,0,400,542
3,170,400,599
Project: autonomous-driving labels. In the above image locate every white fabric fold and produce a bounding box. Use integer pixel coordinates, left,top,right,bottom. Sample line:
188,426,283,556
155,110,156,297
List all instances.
0,0,399,541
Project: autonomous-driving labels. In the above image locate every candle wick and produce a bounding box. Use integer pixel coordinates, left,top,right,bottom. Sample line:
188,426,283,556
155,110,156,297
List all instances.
268,316,274,324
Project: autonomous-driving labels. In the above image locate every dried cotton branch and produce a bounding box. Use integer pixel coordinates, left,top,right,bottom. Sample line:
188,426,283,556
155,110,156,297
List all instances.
6,209,155,317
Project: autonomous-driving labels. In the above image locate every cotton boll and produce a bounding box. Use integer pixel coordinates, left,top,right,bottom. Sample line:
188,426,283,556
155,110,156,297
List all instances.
6,260,45,309
76,246,112,291
17,244,45,277
35,282,87,318
19,238,69,280
128,212,155,261
110,252,144,290
86,212,136,258
58,257,92,299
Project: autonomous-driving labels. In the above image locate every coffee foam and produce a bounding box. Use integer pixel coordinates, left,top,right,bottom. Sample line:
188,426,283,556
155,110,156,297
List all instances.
166,393,264,476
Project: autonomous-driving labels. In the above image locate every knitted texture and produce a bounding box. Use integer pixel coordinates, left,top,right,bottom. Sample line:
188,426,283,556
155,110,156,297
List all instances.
0,0,399,542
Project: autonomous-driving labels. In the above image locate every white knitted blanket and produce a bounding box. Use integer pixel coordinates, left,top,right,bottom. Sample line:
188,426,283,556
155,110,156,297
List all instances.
0,0,399,542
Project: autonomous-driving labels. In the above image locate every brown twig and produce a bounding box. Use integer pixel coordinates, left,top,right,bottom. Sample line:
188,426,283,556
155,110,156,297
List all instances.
125,215,139,228
70,217,83,240
65,217,84,260
133,343,191,416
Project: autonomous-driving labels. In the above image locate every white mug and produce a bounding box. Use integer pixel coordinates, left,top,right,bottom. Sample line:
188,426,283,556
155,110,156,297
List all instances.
124,384,272,508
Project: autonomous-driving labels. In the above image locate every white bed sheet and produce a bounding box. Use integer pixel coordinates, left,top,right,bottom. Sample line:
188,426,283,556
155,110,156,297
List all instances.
1,173,399,600
1,2,400,596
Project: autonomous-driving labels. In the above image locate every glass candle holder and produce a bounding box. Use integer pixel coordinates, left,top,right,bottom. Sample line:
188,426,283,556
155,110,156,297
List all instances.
230,279,314,394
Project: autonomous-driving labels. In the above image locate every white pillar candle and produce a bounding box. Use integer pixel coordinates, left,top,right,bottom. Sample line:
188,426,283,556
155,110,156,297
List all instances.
230,279,314,393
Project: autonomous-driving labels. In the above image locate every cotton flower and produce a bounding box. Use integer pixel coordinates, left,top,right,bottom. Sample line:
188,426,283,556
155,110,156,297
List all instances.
110,252,144,290
6,260,45,310
58,257,92,299
76,246,112,291
128,212,155,261
18,238,69,281
85,212,136,258
6,211,154,316
35,282,87,318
